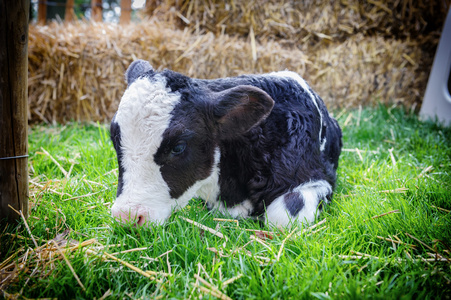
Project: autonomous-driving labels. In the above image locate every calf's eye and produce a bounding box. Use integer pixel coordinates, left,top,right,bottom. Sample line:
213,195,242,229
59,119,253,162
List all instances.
171,141,186,155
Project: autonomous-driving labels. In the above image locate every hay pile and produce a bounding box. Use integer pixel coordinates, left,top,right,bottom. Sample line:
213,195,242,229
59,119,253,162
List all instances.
28,17,433,123
144,0,449,41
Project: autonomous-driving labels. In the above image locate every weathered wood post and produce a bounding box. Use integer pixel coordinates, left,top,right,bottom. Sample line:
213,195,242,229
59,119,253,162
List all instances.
37,0,47,24
0,0,30,223
91,0,103,22
65,0,75,23
120,0,132,25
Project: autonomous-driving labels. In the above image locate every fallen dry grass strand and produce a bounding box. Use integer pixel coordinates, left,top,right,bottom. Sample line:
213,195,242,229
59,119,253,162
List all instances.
336,256,447,264
0,251,23,270
276,229,297,261
109,247,149,256
213,218,239,227
51,240,86,292
6,205,21,217
296,217,327,236
388,235,397,250
404,232,437,254
388,148,397,167
38,148,69,178
166,251,172,275
29,179,72,197
405,233,450,262
356,105,362,127
379,188,409,194
222,273,243,287
343,113,354,127
366,209,401,222
431,205,450,213
351,251,380,260
17,208,39,248
180,217,228,241
157,249,173,259
307,225,328,237
83,179,108,189
376,235,417,249
249,235,273,252
404,250,413,261
98,289,113,300
338,255,374,260
87,248,169,279
342,148,379,154
206,247,229,258
62,190,107,202
102,168,118,177
0,234,97,292
66,153,80,179
194,283,233,300
416,166,434,180
355,148,364,162
194,274,232,300
197,262,213,284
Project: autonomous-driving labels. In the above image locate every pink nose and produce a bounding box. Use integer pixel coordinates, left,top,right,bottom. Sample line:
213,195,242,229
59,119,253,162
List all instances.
111,207,148,226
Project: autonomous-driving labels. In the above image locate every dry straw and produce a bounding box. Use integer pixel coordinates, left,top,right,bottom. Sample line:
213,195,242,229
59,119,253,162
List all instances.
144,0,449,41
28,0,449,123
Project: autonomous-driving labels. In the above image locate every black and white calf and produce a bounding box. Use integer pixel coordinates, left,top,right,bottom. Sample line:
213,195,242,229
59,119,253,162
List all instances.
110,60,342,227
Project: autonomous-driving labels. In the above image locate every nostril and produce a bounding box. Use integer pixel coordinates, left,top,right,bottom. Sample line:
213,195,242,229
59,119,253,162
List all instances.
111,205,149,226
136,214,146,226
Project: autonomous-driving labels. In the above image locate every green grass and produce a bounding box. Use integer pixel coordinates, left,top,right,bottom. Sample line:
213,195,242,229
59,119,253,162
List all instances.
1,106,451,299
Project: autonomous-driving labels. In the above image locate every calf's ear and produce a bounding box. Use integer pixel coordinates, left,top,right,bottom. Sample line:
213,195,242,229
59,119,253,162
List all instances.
125,59,153,85
213,85,274,140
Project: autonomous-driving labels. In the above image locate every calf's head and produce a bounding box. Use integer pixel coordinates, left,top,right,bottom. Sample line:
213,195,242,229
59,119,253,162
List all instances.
110,60,274,226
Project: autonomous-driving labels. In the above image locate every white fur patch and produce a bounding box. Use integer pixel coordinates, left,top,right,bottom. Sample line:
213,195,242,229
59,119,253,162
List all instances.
265,180,332,227
320,137,327,152
198,149,253,219
269,71,325,151
196,148,221,202
111,75,184,224
209,199,254,219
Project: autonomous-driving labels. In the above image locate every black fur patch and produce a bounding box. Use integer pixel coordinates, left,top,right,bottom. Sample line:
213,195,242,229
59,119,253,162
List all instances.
110,115,124,197
153,87,216,199
284,192,305,216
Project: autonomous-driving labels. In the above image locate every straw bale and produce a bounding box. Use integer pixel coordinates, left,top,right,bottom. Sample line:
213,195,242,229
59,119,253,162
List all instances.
143,0,450,42
28,20,432,123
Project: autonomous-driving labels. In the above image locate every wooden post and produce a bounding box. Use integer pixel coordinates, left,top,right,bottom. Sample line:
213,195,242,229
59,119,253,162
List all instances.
120,0,132,25
37,0,47,24
65,0,75,23
91,0,103,22
146,0,158,13
0,0,30,223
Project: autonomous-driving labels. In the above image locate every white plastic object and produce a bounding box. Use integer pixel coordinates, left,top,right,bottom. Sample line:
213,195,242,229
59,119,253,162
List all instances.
420,7,451,126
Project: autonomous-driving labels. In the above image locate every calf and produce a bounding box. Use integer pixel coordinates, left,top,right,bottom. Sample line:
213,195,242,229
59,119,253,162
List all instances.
110,60,342,227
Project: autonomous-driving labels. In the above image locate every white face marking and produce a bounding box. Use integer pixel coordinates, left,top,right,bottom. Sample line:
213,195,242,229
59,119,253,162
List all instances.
196,148,221,202
265,180,332,228
269,71,325,151
111,76,183,224
111,76,222,225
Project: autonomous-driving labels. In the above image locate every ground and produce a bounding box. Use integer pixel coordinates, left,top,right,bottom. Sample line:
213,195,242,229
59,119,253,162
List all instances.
1,106,450,299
